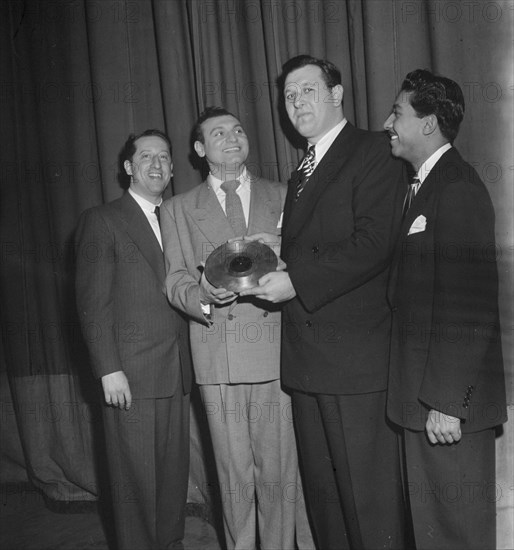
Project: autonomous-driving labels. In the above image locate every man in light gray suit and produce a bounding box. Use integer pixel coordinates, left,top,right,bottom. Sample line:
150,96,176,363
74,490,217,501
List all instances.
161,107,313,550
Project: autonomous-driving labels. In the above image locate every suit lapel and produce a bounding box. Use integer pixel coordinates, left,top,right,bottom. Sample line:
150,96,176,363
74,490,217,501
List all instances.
387,148,459,302
247,176,280,235
284,123,357,238
189,182,235,244
119,193,165,282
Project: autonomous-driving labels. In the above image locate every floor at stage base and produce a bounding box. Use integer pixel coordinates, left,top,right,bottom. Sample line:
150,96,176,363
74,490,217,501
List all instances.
0,485,221,550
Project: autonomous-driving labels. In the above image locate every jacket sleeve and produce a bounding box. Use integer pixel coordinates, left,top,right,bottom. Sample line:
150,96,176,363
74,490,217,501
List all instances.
75,208,123,379
161,199,209,325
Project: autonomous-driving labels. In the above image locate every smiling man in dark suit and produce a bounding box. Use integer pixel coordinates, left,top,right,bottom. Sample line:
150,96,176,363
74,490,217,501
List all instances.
242,55,406,549
383,69,507,550
75,129,192,550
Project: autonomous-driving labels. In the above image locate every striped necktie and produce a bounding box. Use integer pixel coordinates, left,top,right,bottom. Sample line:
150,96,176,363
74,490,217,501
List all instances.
295,145,316,200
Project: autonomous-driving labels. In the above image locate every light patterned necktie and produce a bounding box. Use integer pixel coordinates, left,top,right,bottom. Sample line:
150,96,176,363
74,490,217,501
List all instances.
221,179,247,237
403,174,421,217
295,145,316,200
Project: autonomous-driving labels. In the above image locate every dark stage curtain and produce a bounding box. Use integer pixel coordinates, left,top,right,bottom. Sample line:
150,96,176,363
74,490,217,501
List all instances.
1,0,512,540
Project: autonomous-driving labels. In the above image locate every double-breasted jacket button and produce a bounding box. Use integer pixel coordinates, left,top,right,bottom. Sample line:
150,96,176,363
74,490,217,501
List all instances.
305,320,312,328
312,244,319,254
263,311,269,317
227,314,234,321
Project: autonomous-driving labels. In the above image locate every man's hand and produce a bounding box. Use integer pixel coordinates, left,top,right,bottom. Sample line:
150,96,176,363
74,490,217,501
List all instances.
102,371,132,410
426,409,462,445
199,272,237,306
239,271,296,303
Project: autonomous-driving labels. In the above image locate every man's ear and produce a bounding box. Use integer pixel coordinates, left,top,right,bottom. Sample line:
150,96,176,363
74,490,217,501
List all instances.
123,160,133,176
422,114,438,136
194,141,206,158
330,84,344,107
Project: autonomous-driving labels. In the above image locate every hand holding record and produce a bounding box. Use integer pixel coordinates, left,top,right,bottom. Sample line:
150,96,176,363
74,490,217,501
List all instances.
204,240,278,293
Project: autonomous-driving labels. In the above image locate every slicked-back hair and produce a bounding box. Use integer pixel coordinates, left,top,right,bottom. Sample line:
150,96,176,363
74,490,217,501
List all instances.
279,55,342,91
122,129,172,163
193,106,239,143
401,69,465,144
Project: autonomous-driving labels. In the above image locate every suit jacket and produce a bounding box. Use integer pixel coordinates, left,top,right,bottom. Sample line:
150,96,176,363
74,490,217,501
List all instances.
75,192,192,398
387,147,507,432
161,175,286,385
281,122,405,395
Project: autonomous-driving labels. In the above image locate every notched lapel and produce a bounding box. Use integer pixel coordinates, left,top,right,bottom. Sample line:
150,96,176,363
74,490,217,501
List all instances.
247,180,280,235
190,183,235,244
285,125,354,237
120,194,165,281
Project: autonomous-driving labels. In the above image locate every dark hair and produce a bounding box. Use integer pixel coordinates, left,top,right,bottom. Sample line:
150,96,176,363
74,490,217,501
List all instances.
193,106,238,143
401,69,465,143
122,129,172,163
279,55,342,91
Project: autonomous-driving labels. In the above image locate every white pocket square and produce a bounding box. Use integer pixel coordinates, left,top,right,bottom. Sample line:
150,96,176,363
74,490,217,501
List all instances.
408,214,427,235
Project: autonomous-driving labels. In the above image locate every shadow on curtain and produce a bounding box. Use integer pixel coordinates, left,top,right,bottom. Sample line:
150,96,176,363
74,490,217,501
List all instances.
1,0,512,544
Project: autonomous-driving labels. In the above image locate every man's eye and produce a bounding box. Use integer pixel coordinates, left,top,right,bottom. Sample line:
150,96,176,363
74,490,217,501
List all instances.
285,92,296,102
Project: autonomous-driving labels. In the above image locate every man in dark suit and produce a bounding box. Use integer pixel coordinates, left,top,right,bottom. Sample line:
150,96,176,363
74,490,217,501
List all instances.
241,55,406,549
75,129,192,550
383,69,507,550
161,107,313,550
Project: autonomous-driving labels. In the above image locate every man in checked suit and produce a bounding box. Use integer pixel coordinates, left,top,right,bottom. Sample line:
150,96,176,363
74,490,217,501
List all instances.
161,107,313,550
75,129,192,550
242,55,406,549
383,69,507,549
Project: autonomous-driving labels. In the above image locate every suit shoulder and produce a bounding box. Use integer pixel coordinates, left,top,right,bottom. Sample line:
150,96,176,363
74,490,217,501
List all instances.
165,183,205,208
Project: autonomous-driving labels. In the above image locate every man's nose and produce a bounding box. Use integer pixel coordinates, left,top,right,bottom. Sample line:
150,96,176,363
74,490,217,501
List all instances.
151,155,162,167
383,114,393,131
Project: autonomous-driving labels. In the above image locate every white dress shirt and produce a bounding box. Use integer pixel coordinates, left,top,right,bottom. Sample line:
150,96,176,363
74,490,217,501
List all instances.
307,118,348,167
207,167,251,224
416,143,453,187
128,188,163,249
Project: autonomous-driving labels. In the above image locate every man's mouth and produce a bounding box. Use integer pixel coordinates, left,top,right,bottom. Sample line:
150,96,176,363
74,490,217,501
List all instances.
223,146,241,153
148,172,163,179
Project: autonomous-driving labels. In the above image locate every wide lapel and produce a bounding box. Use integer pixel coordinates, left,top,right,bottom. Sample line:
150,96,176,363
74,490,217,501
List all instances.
387,149,456,302
119,193,165,282
247,176,281,235
283,123,356,239
190,182,236,244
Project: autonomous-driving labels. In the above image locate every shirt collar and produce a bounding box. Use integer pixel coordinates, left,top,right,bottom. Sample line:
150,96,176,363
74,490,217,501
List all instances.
128,188,162,213
307,118,347,163
208,166,250,192
417,143,452,184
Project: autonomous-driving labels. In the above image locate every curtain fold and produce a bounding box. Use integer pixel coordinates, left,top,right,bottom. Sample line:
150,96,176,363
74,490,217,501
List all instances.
1,0,512,542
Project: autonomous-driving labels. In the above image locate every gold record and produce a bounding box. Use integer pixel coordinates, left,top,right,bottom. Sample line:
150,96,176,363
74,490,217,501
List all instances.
204,240,278,292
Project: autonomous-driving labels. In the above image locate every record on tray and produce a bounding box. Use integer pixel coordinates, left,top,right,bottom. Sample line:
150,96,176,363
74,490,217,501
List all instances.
204,240,278,292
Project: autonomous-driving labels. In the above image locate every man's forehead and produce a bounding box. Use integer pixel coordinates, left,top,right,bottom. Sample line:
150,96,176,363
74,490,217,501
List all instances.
134,135,169,151
202,115,242,133
284,64,324,87
395,90,413,106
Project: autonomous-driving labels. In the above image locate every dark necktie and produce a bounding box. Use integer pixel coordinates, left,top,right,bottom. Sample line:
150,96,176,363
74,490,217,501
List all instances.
221,179,247,237
153,205,161,227
295,145,316,200
403,175,421,217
